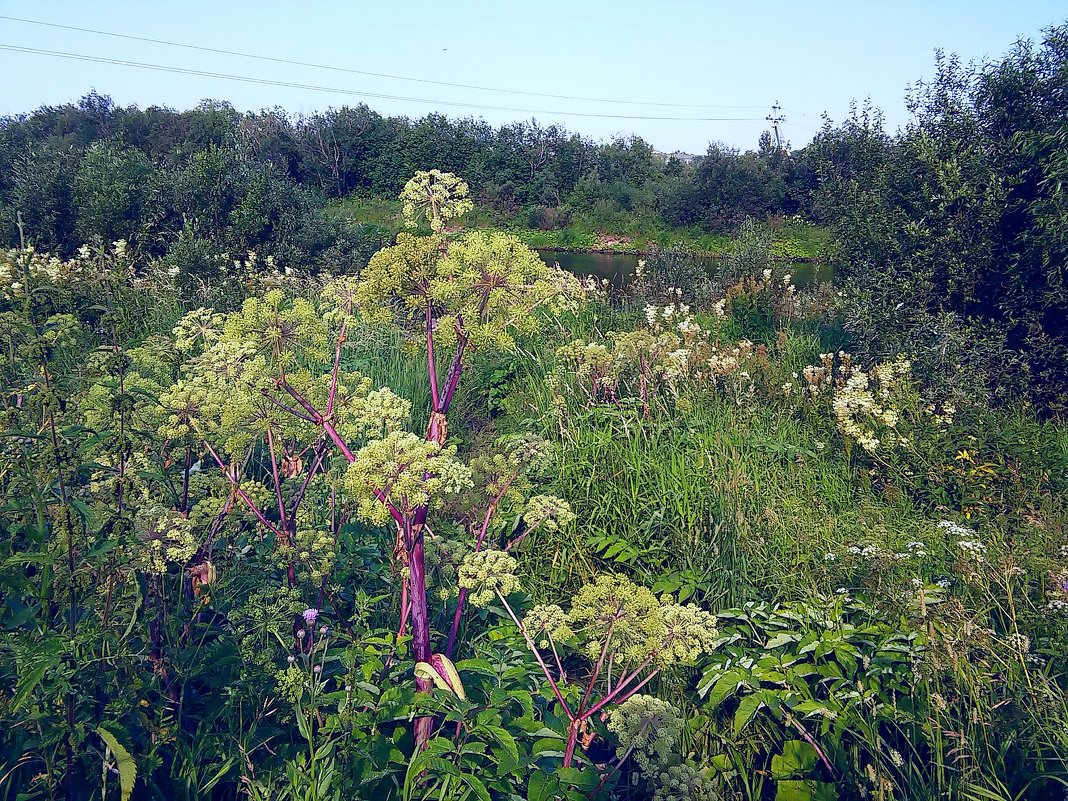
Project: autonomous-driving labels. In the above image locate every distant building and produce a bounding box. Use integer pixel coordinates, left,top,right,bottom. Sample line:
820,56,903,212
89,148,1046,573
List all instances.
655,150,704,165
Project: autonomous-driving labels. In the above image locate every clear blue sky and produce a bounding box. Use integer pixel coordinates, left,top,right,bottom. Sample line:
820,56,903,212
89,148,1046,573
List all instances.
1,1,1064,153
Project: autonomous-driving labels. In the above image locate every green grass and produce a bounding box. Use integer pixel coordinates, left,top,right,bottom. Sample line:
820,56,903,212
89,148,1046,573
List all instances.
327,195,830,260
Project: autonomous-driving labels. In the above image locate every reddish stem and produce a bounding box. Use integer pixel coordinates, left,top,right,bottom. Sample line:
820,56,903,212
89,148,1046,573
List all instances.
265,428,288,541
563,719,580,768
498,592,573,720
578,619,615,716
278,379,323,422
289,439,328,516
259,389,318,423
406,515,434,746
426,302,440,408
203,442,285,540
322,419,355,463
585,662,657,720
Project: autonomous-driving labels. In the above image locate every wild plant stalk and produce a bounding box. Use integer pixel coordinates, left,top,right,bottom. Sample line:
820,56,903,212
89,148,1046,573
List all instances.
16,222,80,801
495,589,665,768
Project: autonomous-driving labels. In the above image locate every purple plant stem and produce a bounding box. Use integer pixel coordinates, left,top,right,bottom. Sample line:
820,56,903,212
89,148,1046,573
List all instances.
426,303,440,408
278,379,323,422
289,439,328,516
497,591,573,719
585,662,658,719
259,389,318,423
203,442,285,540
578,620,615,717
445,477,517,658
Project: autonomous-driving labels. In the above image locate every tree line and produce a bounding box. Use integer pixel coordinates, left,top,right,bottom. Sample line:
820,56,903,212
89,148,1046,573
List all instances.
1,20,1066,407
0,92,817,265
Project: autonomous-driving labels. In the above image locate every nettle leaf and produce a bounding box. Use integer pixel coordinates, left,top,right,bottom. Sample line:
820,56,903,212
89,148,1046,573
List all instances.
97,726,137,801
11,639,64,711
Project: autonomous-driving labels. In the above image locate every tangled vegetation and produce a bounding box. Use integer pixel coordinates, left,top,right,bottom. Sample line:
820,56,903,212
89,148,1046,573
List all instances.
1,20,1067,801
1,160,1066,801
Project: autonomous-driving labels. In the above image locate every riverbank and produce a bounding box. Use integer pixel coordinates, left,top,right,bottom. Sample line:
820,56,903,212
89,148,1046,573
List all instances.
328,196,831,261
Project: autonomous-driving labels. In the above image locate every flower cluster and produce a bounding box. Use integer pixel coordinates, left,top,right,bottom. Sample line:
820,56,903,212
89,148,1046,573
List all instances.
345,432,473,525
399,169,473,231
458,549,520,607
556,340,621,401
0,241,133,298
659,601,719,664
567,575,718,667
828,354,912,454
653,763,717,801
607,694,684,771
133,506,197,574
941,520,987,564
524,603,573,646
172,307,224,355
1045,571,1068,613
522,494,575,533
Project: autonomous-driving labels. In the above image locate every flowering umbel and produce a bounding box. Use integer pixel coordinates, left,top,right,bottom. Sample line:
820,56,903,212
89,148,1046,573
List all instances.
457,549,520,607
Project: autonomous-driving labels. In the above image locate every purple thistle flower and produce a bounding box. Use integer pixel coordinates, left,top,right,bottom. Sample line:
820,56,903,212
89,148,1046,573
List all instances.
302,608,319,625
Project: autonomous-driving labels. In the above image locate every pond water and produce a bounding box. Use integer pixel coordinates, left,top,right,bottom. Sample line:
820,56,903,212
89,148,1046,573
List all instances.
537,249,833,289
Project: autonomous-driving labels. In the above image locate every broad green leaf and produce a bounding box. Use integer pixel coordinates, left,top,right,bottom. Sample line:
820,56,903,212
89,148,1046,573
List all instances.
771,740,818,779
733,694,764,737
776,779,838,801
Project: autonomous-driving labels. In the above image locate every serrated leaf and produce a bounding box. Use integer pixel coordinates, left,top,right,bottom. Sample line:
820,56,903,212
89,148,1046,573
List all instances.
97,726,137,801
483,724,519,764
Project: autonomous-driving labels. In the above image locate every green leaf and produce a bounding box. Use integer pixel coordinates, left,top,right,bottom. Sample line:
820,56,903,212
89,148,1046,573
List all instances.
461,773,492,801
97,726,137,801
528,770,554,801
775,779,838,801
710,753,733,773
771,740,818,779
766,632,802,649
699,667,745,706
483,724,519,764
555,767,600,790
11,640,63,711
733,694,764,737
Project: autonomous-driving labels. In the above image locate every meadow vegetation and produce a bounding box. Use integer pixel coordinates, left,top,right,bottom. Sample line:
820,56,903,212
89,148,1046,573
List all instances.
1,21,1067,801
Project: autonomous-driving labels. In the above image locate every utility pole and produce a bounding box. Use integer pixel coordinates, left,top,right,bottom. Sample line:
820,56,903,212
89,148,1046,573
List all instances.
766,101,786,153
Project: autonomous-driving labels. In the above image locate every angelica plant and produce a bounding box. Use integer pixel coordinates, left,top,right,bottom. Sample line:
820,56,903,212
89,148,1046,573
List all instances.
607,694,684,771
458,560,718,769
152,172,582,748
441,433,571,657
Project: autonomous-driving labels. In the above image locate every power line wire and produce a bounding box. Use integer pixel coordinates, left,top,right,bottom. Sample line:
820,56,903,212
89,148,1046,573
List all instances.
0,14,769,111
0,44,769,122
